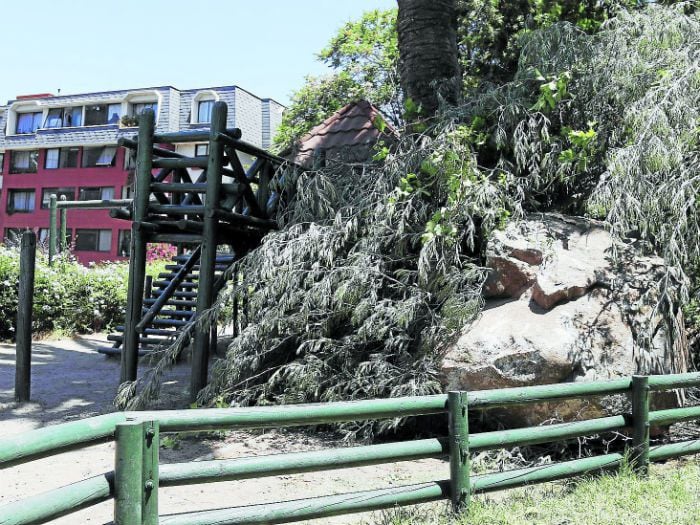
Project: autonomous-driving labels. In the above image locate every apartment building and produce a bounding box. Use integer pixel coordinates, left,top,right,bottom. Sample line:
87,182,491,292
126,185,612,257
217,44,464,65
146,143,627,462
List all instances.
0,86,285,263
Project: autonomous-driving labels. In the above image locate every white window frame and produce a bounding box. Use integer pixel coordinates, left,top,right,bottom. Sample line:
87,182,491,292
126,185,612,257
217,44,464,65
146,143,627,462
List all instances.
45,148,60,169
190,90,219,124
8,189,36,213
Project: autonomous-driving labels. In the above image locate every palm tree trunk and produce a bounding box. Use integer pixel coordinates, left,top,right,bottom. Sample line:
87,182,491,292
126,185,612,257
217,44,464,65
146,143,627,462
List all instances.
397,0,461,118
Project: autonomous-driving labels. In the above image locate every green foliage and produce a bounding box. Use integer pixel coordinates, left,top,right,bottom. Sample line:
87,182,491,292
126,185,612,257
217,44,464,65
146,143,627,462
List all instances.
0,245,172,340
272,73,362,153
318,8,399,104
456,0,641,88
531,70,571,111
159,434,181,450
273,9,399,152
128,115,525,437
558,122,598,172
0,246,129,338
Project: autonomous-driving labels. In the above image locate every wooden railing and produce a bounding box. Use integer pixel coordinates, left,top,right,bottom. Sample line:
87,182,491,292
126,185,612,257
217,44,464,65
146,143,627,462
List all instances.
1,372,699,524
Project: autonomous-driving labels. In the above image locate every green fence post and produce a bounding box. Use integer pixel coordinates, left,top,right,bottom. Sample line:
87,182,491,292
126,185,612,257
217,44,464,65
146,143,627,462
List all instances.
115,420,144,524
631,375,650,475
448,391,470,512
143,420,160,525
48,194,57,265
59,195,67,252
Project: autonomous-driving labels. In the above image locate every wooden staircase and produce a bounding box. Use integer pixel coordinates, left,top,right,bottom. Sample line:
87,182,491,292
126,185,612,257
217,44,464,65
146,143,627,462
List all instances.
99,251,235,357
105,102,295,399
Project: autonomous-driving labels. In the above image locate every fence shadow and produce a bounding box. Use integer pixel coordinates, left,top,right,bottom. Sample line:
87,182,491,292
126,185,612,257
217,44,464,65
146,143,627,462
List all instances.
0,334,192,435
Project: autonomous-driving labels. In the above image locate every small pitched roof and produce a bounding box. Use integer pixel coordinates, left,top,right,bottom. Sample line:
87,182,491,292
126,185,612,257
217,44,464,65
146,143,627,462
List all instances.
292,100,398,167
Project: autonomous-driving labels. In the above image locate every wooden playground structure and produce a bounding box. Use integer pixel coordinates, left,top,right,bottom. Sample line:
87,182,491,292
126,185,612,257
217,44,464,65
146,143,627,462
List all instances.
26,101,292,400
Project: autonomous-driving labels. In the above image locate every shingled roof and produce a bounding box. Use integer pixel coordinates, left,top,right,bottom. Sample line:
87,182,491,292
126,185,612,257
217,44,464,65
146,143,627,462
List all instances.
292,100,398,167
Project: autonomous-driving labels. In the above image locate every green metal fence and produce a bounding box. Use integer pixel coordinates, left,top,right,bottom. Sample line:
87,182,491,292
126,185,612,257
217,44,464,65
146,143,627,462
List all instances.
1,372,700,525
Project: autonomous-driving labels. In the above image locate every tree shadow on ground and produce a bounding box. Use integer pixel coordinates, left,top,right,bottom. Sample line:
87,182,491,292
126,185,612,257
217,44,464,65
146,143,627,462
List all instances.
0,334,192,435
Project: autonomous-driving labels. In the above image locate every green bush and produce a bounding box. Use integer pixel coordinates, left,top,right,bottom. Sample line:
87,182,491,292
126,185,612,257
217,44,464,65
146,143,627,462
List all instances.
0,246,171,340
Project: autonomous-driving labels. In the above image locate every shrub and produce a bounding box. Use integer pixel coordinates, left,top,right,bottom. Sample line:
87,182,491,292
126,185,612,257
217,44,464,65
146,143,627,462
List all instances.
0,245,151,339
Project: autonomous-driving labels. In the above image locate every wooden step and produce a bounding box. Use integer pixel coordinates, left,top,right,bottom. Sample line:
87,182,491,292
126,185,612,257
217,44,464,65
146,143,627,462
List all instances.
164,264,230,272
98,347,150,358
150,318,189,327
153,280,198,289
172,254,235,263
148,309,194,319
151,290,198,299
144,298,197,308
108,334,173,346
115,326,179,337
158,272,200,281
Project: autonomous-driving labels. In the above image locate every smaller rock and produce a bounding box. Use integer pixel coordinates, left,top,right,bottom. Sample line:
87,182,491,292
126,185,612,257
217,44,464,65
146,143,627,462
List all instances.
483,256,536,298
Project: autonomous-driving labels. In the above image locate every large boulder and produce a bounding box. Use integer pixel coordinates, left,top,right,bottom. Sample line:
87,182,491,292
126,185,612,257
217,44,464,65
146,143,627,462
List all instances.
441,214,688,426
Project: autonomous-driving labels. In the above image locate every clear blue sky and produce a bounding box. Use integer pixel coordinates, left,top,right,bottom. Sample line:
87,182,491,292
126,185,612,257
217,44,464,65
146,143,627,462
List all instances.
0,0,396,106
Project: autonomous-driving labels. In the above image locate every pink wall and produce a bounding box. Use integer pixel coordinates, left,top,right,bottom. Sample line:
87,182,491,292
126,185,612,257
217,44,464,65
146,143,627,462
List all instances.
0,148,131,264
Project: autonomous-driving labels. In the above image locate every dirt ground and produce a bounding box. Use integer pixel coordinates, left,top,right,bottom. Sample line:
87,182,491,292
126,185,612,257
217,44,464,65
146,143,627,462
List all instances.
0,334,448,524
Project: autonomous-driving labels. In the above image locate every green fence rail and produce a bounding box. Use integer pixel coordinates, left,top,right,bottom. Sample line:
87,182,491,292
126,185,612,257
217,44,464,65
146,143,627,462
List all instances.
47,195,134,264
1,372,699,525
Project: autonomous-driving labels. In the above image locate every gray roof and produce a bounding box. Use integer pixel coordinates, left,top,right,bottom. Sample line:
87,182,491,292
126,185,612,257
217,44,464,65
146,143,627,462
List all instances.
0,85,285,151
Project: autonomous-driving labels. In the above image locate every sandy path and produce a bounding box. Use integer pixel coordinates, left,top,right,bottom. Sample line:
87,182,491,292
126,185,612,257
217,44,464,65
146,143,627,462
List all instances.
0,335,447,524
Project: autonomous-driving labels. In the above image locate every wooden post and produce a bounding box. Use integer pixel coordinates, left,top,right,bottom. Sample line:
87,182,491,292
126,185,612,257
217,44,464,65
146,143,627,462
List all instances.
59,195,67,252
191,101,227,400
48,194,57,265
144,275,153,301
15,231,36,403
121,109,154,383
631,375,650,475
448,391,470,512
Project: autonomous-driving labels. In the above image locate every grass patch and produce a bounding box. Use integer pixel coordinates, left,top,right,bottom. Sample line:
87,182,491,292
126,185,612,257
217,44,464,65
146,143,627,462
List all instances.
374,460,700,525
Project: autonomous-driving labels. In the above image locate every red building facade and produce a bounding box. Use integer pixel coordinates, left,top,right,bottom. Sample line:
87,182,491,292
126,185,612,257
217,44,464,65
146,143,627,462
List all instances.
0,147,132,263
0,86,285,264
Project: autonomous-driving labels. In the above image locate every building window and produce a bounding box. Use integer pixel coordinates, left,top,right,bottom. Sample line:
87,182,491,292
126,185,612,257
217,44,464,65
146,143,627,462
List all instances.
124,151,136,170
79,186,114,201
75,229,112,252
7,190,35,214
46,147,80,169
45,107,84,128
62,147,80,168
121,185,134,199
9,150,39,174
4,228,24,243
67,107,83,127
194,144,209,157
45,149,60,169
132,102,158,116
16,112,43,134
0,153,4,174
197,100,214,123
118,230,131,257
82,146,117,168
41,188,75,208
39,228,72,246
44,109,63,129
84,104,121,126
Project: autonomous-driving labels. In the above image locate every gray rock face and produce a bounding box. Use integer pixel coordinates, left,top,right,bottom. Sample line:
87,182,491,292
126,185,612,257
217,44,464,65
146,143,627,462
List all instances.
441,214,688,426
